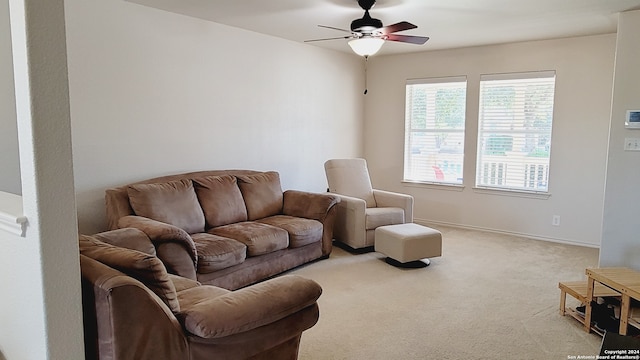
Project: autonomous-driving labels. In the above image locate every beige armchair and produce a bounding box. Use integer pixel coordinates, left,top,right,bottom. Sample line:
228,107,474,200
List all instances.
324,158,413,250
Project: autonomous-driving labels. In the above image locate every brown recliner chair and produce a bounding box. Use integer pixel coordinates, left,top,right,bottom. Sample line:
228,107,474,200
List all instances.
80,228,321,360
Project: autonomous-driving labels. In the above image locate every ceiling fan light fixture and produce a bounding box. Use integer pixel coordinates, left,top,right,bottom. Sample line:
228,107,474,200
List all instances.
348,37,384,57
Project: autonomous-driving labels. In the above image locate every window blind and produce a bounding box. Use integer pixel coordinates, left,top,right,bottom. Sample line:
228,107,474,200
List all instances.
476,71,556,192
404,77,466,184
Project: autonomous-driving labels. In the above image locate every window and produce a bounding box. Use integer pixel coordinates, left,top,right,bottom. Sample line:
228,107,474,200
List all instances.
404,77,466,185
476,71,556,193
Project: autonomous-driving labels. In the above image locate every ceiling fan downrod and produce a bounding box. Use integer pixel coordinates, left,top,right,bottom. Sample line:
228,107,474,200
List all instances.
358,0,376,11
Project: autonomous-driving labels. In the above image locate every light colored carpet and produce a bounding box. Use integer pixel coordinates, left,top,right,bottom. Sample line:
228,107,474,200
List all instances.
290,226,602,360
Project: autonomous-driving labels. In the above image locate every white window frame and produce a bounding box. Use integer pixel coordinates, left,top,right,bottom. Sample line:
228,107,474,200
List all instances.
475,71,556,194
404,76,467,185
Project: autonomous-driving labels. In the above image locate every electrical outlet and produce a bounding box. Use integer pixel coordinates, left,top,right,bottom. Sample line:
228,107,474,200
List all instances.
624,138,640,151
552,215,560,226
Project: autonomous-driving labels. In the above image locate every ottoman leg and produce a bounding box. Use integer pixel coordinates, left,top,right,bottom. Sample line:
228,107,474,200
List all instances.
385,257,430,268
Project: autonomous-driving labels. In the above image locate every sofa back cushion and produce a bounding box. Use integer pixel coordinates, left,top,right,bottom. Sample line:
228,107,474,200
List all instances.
193,175,248,228
79,233,180,313
236,172,284,221
127,179,205,234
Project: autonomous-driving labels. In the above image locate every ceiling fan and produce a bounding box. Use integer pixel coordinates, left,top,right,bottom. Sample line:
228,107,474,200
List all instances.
305,0,429,57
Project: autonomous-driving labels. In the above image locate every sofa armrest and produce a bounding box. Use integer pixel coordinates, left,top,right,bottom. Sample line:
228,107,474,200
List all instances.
117,215,198,279
180,275,322,339
80,255,188,359
372,189,414,223
283,190,340,256
282,190,339,221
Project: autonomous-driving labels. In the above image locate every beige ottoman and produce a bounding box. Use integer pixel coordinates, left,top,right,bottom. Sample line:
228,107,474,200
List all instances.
374,223,442,268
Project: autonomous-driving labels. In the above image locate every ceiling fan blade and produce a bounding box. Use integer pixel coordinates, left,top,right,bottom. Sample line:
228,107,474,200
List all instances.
304,36,354,43
385,34,430,45
318,25,353,33
379,21,417,34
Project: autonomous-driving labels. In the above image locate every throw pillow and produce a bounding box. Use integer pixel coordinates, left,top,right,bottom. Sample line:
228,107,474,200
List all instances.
193,175,248,228
79,234,180,313
127,179,205,234
236,172,284,221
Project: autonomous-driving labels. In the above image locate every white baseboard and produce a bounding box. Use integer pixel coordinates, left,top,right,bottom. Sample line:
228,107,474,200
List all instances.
413,218,600,249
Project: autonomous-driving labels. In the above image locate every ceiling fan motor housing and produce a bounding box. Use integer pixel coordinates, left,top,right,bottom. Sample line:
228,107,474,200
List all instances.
351,11,383,32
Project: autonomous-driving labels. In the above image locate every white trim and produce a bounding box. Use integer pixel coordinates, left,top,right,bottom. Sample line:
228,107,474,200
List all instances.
402,181,465,191
413,218,599,249
472,186,551,199
406,75,467,85
0,192,27,237
480,70,556,81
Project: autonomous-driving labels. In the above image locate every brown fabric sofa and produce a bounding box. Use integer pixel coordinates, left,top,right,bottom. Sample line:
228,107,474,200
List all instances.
105,170,339,290
80,228,322,360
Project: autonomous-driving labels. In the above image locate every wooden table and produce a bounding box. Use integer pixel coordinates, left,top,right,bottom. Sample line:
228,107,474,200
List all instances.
585,267,640,335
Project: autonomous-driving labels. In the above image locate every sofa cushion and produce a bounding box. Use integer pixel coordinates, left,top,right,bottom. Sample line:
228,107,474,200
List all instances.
79,234,180,313
127,179,205,234
191,233,247,273
236,172,283,221
193,175,248,228
209,222,289,257
365,207,405,230
257,215,323,248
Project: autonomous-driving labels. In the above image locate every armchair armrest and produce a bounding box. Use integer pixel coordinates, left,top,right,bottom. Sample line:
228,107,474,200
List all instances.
373,189,414,223
180,275,322,339
332,193,367,210
118,215,198,279
80,255,188,359
91,227,157,255
329,193,367,248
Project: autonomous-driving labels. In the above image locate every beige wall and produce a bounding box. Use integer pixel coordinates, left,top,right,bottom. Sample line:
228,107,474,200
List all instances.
365,34,616,247
64,0,365,234
600,10,640,268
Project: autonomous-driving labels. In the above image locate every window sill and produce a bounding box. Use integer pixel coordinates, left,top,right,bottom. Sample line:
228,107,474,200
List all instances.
0,191,27,237
402,181,465,192
472,187,551,199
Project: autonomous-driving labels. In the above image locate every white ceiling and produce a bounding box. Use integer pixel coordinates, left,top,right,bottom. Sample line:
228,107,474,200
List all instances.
127,0,640,56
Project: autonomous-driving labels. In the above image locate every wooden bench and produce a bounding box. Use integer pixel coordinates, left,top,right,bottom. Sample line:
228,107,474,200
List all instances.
558,281,620,335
